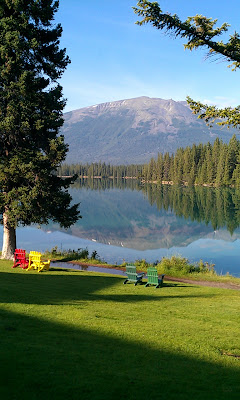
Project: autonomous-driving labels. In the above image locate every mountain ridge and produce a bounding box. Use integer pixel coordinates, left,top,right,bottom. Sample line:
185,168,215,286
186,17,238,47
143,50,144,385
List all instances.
62,96,237,165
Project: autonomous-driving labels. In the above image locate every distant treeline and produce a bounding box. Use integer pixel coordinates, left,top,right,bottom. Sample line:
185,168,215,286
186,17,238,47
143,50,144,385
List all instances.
72,178,144,191
143,134,240,187
58,162,144,179
59,134,240,187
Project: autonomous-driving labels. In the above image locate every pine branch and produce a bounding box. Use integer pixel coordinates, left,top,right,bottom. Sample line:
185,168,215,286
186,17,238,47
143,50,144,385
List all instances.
187,97,240,128
133,1,240,70
133,1,240,126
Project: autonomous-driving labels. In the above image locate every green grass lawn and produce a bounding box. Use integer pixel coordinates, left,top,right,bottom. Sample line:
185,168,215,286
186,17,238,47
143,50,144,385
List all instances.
0,261,239,400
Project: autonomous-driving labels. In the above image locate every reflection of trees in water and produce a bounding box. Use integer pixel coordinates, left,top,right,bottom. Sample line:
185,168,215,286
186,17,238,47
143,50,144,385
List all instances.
142,184,240,234
73,178,144,191
73,179,240,235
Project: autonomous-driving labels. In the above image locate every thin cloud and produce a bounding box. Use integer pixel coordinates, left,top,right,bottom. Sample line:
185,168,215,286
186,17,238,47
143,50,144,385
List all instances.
203,97,239,108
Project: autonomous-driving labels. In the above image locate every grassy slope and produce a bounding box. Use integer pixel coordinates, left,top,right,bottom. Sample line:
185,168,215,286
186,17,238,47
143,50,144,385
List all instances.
0,260,239,400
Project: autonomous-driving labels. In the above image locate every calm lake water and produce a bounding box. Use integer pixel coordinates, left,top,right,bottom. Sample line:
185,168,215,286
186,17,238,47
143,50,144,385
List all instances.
2,179,240,276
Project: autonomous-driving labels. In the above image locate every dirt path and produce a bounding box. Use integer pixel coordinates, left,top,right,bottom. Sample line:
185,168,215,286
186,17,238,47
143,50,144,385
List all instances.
67,261,240,290
164,276,240,290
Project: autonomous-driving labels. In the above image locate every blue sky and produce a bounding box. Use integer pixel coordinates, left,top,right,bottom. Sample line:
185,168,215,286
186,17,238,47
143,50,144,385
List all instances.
56,0,240,112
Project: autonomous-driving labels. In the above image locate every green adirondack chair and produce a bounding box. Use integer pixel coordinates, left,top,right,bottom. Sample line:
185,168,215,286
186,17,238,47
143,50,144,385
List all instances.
145,267,165,288
123,264,145,286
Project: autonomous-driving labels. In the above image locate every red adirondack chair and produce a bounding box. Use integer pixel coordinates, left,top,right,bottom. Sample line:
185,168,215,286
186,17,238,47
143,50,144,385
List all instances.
12,249,29,269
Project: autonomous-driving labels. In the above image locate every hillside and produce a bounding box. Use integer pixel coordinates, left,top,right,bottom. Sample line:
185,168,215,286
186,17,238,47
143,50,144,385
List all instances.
62,96,237,165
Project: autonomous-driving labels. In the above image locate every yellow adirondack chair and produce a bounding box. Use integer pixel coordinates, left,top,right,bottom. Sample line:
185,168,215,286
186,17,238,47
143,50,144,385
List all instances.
27,251,50,272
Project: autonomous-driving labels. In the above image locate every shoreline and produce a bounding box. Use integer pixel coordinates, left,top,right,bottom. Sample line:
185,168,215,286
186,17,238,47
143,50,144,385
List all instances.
58,176,232,188
53,260,240,290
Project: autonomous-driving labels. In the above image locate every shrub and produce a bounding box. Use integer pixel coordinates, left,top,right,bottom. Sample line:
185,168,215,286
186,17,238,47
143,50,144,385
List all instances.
156,256,215,276
91,250,98,260
135,259,150,269
45,247,89,260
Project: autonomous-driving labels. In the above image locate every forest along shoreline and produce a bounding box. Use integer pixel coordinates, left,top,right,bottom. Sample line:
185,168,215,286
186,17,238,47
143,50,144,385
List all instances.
53,261,240,290
58,135,240,188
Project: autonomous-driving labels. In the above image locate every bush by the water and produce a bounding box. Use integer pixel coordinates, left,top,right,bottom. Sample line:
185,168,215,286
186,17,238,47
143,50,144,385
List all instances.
125,256,215,277
156,256,215,276
45,246,102,262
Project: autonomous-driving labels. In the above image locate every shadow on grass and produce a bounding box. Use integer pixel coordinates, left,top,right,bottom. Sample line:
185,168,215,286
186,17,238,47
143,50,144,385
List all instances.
0,270,239,400
0,271,217,305
164,282,191,288
0,306,239,400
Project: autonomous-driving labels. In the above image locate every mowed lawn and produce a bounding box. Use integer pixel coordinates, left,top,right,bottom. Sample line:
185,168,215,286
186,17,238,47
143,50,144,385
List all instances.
0,261,239,400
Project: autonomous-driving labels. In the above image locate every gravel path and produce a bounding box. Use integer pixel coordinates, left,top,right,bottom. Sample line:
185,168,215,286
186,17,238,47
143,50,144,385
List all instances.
66,261,240,290
165,276,240,290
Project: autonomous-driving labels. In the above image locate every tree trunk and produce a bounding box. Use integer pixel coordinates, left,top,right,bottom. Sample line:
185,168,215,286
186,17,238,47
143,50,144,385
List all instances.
1,212,16,260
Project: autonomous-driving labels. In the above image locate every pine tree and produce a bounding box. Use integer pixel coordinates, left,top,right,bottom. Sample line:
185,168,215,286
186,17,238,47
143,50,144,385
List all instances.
216,144,228,186
156,153,164,182
232,148,240,187
199,160,208,185
211,138,221,183
205,143,214,184
232,165,240,188
172,148,183,184
182,146,192,183
0,1,80,259
188,165,196,186
224,134,239,185
163,152,171,181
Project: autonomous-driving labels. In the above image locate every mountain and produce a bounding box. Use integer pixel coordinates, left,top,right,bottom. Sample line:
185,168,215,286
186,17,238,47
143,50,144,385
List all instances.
62,96,237,165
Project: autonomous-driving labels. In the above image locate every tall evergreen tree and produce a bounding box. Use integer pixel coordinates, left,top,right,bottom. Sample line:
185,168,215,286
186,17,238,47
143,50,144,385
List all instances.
163,152,170,181
232,148,240,188
205,143,214,184
215,144,228,186
188,165,196,186
182,146,191,183
232,164,240,188
172,151,182,185
211,137,221,182
223,134,239,185
0,0,80,259
156,153,164,182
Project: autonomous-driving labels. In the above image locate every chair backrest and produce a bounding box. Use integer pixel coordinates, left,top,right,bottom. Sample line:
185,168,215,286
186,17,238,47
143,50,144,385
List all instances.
14,249,27,263
29,251,42,266
126,264,138,281
147,267,159,285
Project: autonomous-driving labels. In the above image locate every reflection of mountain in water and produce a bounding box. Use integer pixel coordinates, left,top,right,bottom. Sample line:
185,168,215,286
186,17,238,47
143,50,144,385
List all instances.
43,179,240,250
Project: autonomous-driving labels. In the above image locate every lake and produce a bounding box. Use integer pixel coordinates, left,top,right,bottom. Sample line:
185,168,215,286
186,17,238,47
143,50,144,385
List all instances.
2,179,240,276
